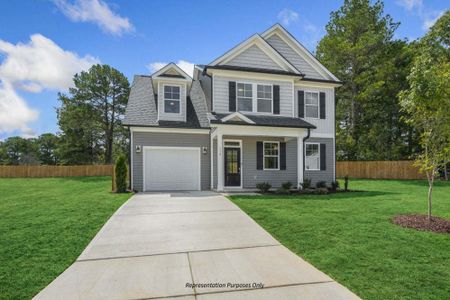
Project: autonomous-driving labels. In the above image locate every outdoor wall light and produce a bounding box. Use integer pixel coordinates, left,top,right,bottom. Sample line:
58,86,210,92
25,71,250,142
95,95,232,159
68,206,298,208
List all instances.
202,146,208,154
135,145,142,153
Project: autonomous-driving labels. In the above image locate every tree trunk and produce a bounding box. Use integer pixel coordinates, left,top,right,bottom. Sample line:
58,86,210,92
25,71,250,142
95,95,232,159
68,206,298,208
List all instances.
426,170,434,221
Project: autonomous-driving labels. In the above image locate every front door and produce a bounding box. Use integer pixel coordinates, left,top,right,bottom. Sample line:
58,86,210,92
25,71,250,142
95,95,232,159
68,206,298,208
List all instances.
224,147,241,187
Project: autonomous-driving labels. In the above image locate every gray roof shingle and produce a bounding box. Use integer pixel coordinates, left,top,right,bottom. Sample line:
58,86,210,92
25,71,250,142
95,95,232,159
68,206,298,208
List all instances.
123,75,158,126
210,113,316,129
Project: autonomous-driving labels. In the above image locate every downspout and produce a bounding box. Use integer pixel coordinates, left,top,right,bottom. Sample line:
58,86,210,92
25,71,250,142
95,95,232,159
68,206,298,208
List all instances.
302,128,311,184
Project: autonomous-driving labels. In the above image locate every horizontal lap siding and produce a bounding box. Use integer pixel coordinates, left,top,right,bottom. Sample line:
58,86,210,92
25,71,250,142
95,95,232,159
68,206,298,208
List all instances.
213,75,293,117
225,45,284,71
304,138,334,185
223,136,297,189
132,132,210,191
266,34,324,79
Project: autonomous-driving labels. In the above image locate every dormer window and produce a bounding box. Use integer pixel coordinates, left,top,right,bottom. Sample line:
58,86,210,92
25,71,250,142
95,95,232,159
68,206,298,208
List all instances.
164,85,181,114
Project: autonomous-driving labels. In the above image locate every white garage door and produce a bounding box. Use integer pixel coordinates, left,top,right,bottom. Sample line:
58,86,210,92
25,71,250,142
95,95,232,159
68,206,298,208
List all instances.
143,147,200,191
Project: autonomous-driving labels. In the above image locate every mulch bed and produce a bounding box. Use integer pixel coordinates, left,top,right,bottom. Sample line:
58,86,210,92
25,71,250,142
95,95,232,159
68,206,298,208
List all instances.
392,214,450,234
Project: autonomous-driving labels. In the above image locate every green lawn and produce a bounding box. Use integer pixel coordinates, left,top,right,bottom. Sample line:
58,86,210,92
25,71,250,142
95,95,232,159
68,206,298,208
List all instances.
229,180,450,300
0,177,131,300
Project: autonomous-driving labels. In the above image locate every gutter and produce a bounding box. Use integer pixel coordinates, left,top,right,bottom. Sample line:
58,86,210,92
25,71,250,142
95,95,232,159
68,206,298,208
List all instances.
302,128,311,185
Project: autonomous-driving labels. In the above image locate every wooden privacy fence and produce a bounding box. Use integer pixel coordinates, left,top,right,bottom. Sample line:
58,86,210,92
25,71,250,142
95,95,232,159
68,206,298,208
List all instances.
336,160,425,180
0,165,113,178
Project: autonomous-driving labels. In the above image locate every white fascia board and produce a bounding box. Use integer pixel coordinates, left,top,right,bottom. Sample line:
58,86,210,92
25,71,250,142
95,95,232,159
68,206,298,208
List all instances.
295,81,342,89
211,124,308,138
129,126,210,134
261,24,340,81
309,133,335,139
221,112,256,124
151,62,193,80
209,34,300,74
207,69,297,82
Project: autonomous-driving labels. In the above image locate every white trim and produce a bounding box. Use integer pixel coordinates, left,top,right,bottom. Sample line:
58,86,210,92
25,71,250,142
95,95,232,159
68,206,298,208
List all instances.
151,62,192,80
142,146,201,192
297,136,303,189
210,134,214,190
223,139,243,189
304,91,320,119
211,124,308,138
261,25,339,81
162,83,182,115
130,129,134,190
295,81,341,88
291,79,295,117
221,112,256,124
217,134,224,191
209,34,300,74
236,81,254,112
263,141,280,171
305,142,320,171
207,69,297,82
310,133,334,138
129,127,209,134
256,84,273,114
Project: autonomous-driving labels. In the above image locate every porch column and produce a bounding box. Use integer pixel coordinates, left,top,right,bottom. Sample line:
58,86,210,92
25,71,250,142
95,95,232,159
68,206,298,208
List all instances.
297,136,304,189
217,133,224,191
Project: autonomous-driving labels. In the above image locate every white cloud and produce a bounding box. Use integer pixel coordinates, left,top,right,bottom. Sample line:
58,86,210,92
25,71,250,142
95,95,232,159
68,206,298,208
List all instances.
395,0,444,31
0,34,99,92
53,0,134,36
147,60,195,77
277,9,299,26
0,80,38,136
422,10,445,30
0,34,98,136
396,0,422,11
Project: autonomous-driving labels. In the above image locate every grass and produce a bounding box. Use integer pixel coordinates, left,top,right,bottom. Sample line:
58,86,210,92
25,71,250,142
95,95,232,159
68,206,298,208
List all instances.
229,179,450,300
0,177,131,300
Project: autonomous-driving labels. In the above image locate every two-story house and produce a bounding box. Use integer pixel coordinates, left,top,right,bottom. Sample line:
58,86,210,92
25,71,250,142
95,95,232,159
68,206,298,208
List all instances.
123,24,341,192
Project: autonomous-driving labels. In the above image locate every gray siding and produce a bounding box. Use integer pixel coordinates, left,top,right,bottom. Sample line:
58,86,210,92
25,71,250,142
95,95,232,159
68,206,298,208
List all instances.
224,45,284,71
304,138,335,185
266,34,325,79
198,72,212,111
213,75,294,117
212,138,217,189
223,136,298,189
132,132,210,191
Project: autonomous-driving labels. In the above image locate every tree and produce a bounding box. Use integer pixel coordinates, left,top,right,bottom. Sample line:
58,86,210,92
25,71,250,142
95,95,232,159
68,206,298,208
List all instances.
0,136,39,165
316,0,416,160
114,154,128,193
399,11,450,220
37,133,60,165
57,64,130,164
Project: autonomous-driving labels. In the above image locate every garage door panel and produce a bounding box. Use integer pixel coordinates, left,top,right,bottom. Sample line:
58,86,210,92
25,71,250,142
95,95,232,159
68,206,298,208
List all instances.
144,148,200,191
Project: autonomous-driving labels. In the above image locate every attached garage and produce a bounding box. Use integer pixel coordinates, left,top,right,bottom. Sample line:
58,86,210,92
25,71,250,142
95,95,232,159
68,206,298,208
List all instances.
143,147,201,191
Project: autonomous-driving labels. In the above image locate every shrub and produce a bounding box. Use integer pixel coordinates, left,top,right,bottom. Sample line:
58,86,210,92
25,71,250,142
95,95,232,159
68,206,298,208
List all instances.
256,182,271,193
316,181,327,189
344,176,349,191
330,181,340,192
281,181,293,190
115,154,128,193
315,187,329,195
301,178,312,189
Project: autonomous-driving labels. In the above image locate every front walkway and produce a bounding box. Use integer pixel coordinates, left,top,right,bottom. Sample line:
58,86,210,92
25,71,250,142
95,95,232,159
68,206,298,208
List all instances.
35,192,359,300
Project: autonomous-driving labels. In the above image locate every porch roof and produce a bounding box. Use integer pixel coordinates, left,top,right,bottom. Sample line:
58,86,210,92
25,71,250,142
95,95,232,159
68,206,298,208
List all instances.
210,113,316,129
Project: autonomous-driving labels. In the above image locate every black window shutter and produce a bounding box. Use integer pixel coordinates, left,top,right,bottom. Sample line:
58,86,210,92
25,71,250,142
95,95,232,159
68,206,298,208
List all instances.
320,143,326,171
229,81,236,112
273,85,280,114
280,142,286,170
257,142,263,170
320,92,326,119
298,91,304,118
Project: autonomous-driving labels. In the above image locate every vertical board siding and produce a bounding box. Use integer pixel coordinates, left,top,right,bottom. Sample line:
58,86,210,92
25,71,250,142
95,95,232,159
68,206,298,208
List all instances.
336,161,425,179
132,132,210,191
304,138,334,185
225,45,284,71
0,165,113,178
213,75,293,116
266,34,324,79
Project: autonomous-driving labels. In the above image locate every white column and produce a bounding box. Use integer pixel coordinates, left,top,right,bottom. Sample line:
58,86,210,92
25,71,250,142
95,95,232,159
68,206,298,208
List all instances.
217,133,224,191
210,134,214,190
297,136,304,189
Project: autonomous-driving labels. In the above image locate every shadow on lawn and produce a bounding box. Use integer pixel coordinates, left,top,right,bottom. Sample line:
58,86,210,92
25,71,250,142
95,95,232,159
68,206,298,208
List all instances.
229,190,391,201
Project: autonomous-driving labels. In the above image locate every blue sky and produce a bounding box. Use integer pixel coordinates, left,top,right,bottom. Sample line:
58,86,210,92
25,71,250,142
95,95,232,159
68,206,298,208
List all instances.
0,0,448,140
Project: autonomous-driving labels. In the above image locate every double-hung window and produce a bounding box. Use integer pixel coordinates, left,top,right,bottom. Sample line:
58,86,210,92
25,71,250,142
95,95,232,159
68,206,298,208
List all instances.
305,92,319,118
263,142,279,170
257,85,272,113
237,83,253,112
305,143,320,170
164,85,181,114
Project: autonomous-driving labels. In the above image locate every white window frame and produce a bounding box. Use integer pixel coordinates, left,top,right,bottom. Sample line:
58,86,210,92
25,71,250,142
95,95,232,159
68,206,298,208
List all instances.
236,82,253,112
256,84,273,113
305,142,320,171
304,91,319,119
263,141,280,171
163,84,182,115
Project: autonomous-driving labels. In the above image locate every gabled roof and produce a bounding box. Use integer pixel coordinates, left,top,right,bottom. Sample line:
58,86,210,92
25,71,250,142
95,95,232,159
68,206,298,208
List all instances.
220,112,256,124
261,24,340,82
151,62,192,80
208,34,301,75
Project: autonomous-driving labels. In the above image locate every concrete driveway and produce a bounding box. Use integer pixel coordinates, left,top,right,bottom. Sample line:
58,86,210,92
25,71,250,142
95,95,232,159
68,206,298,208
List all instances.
35,192,360,300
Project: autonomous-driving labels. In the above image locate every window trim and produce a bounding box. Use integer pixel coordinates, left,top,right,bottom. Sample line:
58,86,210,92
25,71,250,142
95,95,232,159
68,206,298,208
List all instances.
256,84,273,114
236,82,253,112
223,139,243,189
263,141,280,171
305,142,320,171
304,91,319,119
163,84,182,115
